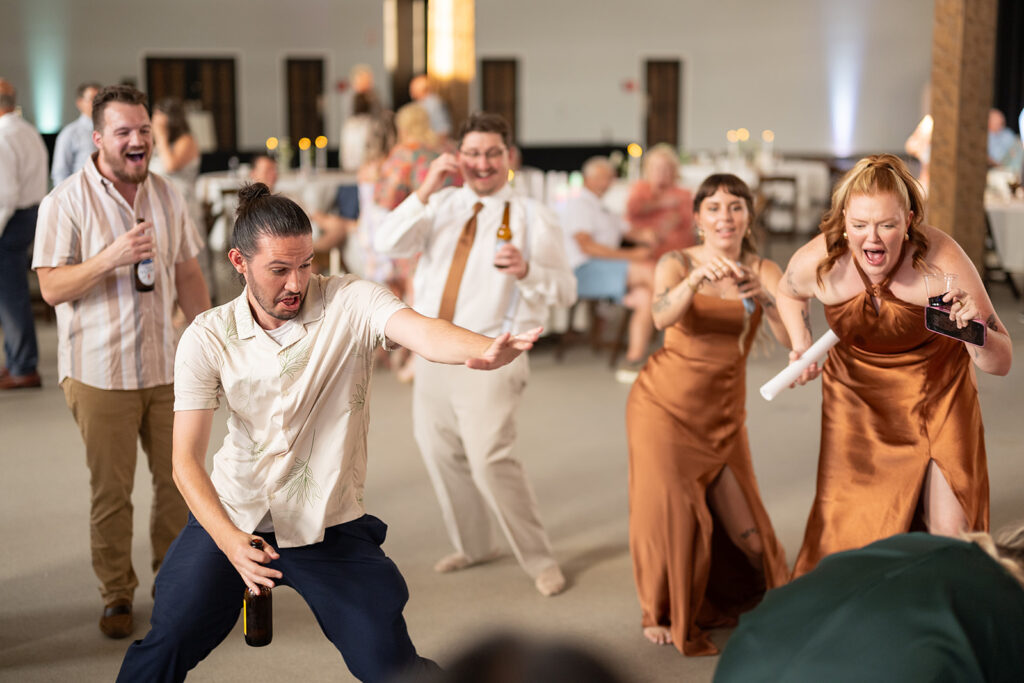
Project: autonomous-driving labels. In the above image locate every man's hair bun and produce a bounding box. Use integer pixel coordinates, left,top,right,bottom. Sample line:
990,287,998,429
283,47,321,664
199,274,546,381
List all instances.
238,182,272,206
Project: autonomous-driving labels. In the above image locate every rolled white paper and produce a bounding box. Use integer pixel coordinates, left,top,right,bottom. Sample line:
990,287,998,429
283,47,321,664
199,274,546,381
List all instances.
759,328,840,401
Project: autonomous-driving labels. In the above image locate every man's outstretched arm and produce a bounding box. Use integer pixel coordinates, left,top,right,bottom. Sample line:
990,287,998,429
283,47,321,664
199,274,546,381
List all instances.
172,408,282,594
383,308,540,370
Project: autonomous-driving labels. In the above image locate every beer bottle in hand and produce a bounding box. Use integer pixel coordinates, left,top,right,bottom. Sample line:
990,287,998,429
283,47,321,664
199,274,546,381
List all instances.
133,218,155,292
494,201,512,268
242,539,273,647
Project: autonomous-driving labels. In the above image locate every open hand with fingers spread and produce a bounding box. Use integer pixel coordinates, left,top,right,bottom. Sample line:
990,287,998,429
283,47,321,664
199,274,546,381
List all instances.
465,327,542,370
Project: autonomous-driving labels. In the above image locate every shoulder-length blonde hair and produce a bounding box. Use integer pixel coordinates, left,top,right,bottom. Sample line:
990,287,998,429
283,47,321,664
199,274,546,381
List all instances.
963,522,1024,589
815,153,928,285
394,102,438,147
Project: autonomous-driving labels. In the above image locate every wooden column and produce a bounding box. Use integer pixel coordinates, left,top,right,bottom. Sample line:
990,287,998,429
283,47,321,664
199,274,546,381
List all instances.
927,0,997,269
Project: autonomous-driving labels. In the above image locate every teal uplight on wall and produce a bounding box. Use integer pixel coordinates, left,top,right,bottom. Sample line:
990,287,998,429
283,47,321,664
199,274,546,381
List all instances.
824,1,865,157
24,0,67,133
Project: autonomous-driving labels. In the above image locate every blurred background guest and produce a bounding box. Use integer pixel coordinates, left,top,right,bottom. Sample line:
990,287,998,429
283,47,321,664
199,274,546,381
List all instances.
626,174,789,654
0,77,48,390
51,81,101,185
558,156,655,383
150,97,210,298
625,144,694,259
987,108,1023,171
904,113,933,195
372,102,457,380
409,74,452,141
248,153,278,190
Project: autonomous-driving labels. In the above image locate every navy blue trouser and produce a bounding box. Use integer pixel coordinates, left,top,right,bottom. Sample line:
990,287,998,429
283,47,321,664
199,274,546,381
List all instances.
0,206,39,375
118,514,438,682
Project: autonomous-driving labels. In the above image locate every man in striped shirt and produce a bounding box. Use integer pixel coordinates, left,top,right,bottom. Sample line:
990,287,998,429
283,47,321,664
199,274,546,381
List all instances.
33,85,211,639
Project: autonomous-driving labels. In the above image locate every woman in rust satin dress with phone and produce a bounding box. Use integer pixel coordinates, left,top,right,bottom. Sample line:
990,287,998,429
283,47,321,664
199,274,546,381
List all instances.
626,174,790,655
777,154,1013,578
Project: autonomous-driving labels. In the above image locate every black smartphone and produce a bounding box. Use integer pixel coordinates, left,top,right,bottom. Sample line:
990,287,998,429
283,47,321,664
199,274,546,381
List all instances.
924,305,986,346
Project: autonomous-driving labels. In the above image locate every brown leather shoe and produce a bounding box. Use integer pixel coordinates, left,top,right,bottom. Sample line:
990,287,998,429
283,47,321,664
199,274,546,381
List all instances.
0,370,41,390
99,599,133,639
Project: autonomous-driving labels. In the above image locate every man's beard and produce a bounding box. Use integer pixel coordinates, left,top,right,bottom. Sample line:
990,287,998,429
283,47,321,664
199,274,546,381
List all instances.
250,280,303,322
103,148,150,184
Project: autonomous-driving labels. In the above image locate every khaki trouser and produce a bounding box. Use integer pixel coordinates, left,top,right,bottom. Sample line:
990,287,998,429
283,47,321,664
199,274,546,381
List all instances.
412,354,557,578
62,379,188,604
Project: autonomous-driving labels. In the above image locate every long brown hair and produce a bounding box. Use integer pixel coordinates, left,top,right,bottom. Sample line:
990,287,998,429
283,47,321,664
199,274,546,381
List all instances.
815,153,928,285
693,173,760,260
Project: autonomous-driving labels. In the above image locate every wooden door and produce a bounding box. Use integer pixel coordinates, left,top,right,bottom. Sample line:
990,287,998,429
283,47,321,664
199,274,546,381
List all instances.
481,59,518,142
286,58,325,143
146,57,237,150
645,59,681,148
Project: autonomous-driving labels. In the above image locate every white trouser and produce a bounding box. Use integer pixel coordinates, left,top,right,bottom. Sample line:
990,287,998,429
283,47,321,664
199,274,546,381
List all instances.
412,353,556,577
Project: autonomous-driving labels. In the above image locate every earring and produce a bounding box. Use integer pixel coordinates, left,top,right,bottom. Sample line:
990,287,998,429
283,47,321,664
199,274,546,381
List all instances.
842,231,848,240
904,231,909,241
696,227,704,240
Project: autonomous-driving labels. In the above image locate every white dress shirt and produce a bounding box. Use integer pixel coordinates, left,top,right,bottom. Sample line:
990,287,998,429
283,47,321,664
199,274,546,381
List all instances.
557,187,629,269
51,113,96,185
375,184,577,335
174,274,407,547
0,111,48,235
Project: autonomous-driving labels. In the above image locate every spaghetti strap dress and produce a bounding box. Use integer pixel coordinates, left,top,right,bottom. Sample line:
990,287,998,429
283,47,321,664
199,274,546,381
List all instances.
791,249,988,578
626,290,788,655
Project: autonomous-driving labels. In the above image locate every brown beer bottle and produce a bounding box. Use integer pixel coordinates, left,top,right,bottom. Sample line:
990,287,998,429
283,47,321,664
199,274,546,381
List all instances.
494,201,512,268
133,217,155,292
242,539,273,647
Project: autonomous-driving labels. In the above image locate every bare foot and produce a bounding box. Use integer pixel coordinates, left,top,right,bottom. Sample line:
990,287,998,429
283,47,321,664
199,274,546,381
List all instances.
534,565,567,597
643,626,673,645
433,550,501,573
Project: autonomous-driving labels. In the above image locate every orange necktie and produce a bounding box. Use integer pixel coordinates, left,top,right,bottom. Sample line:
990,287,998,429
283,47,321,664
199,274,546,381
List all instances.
438,201,485,321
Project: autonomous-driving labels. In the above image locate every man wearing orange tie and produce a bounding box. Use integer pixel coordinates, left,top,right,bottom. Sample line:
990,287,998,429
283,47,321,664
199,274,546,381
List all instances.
376,112,576,596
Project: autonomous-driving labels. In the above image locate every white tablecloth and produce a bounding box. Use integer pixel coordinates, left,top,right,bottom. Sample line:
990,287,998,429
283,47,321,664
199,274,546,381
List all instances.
986,199,1024,274
197,169,357,250
758,159,831,233
679,160,759,192
197,169,357,213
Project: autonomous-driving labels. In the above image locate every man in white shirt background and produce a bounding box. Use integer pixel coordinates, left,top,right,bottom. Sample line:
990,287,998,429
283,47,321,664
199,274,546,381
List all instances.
375,112,577,597
558,156,656,384
0,77,48,390
118,182,539,682
51,81,102,185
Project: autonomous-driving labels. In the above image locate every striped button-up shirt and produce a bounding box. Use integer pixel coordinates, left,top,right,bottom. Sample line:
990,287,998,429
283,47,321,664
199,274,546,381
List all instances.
33,156,203,390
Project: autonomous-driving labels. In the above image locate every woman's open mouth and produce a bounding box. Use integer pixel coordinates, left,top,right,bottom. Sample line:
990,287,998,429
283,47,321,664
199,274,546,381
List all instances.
863,249,886,266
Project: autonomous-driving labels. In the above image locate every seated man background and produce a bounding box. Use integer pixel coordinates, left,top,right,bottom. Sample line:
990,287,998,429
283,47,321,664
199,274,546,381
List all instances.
713,528,1024,683
988,108,1023,172
558,156,655,383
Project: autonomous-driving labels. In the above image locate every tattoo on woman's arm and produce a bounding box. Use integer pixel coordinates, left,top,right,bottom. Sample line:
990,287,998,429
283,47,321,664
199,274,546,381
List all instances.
986,314,1000,333
785,270,798,294
800,307,812,335
652,287,672,313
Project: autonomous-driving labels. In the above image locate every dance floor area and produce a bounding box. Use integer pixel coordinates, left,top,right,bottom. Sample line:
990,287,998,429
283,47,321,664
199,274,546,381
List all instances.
2,273,1023,682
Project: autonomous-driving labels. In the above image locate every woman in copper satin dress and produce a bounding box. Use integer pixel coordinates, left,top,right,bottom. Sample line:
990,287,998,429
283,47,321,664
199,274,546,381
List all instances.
626,174,790,655
777,154,1013,578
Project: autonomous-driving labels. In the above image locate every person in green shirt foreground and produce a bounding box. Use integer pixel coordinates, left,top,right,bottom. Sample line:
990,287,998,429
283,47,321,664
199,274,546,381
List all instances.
714,527,1024,683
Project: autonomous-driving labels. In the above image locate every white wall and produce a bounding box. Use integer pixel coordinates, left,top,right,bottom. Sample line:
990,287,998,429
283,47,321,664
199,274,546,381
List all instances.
3,0,389,147
475,0,934,155
3,0,934,156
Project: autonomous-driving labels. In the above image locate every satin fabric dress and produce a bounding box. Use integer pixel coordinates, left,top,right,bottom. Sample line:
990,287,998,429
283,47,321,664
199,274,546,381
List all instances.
626,292,788,656
792,252,988,578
